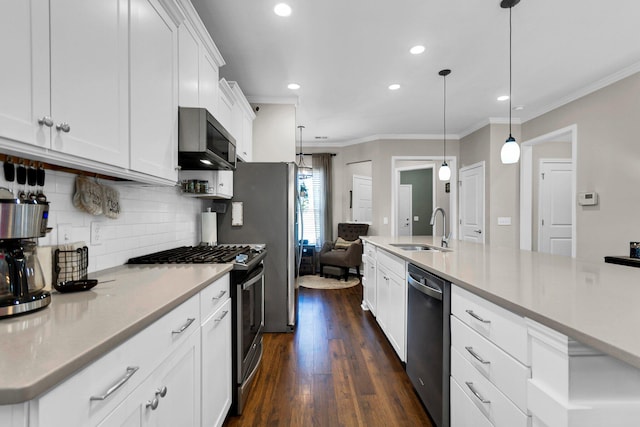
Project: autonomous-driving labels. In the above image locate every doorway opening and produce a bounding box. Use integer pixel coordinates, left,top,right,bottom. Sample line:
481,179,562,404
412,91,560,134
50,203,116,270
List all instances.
520,124,577,257
391,156,457,238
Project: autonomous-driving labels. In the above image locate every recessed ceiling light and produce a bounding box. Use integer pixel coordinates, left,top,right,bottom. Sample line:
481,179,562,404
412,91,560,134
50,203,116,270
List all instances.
287,83,300,90
274,3,292,17
410,45,425,55
497,95,510,101
388,84,401,90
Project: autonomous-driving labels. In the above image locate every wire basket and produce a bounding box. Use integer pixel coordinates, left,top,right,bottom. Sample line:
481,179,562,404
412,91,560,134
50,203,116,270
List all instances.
54,246,89,283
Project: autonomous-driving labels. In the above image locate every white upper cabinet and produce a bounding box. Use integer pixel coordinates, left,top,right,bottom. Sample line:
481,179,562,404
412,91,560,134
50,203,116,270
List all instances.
129,0,182,182
228,81,255,162
49,0,129,168
0,0,50,149
217,78,235,134
176,0,223,116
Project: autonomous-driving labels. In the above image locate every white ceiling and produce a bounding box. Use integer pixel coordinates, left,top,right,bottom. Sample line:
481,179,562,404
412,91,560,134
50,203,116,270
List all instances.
191,0,640,145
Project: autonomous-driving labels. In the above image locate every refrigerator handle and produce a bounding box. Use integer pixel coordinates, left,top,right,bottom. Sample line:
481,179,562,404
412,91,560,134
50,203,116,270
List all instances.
296,194,304,274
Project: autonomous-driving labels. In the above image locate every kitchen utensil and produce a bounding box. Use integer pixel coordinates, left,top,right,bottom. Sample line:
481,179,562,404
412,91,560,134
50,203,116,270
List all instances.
36,165,46,203
27,163,37,200
53,279,98,293
16,163,27,201
3,160,15,194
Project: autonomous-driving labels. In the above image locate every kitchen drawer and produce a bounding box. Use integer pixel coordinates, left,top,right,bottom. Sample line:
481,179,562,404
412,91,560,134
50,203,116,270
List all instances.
377,249,405,279
34,294,200,427
451,285,528,365
200,273,230,323
451,315,530,412
364,242,377,259
451,347,531,427
450,376,494,427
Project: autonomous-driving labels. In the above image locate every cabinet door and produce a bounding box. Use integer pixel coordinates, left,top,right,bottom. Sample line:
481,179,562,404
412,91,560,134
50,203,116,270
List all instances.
376,266,390,333
178,22,200,108
99,329,201,427
201,299,232,427
212,171,233,199
387,272,406,361
49,0,129,167
130,0,179,182
364,257,377,315
240,113,253,161
199,50,219,117
0,0,50,148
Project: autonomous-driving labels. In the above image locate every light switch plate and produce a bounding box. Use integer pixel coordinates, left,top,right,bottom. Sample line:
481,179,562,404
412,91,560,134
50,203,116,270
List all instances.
497,217,512,226
383,217,389,225
413,216,419,221
57,223,72,245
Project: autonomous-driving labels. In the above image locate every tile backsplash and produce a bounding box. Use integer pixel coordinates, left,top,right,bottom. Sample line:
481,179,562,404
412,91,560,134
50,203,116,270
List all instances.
0,169,203,272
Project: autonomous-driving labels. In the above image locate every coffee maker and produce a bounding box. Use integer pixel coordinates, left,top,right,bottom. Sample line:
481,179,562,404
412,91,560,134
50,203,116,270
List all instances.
0,188,51,317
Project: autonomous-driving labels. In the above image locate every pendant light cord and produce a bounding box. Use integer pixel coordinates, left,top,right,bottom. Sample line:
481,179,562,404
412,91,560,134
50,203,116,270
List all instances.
443,73,447,162
509,6,512,136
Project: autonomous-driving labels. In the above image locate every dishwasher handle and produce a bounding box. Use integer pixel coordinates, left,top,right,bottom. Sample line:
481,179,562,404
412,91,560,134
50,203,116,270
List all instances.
408,273,443,301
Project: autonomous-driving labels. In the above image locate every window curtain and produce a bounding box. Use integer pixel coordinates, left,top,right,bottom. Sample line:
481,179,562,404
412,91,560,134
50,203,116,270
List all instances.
312,153,333,248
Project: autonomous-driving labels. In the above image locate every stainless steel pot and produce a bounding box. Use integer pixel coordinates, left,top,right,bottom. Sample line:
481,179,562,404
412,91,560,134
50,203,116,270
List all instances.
0,188,49,239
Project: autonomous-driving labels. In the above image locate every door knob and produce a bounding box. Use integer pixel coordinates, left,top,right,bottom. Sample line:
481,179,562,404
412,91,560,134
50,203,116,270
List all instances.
474,229,482,234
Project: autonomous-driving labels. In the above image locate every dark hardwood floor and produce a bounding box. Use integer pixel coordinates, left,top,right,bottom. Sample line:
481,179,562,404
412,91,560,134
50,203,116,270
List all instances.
224,283,433,427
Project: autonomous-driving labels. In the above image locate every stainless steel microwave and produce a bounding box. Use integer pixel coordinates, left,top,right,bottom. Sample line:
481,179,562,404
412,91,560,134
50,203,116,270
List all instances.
178,107,236,170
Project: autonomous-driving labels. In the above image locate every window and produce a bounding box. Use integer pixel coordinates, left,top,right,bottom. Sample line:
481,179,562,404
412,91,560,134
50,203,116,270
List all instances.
299,174,318,245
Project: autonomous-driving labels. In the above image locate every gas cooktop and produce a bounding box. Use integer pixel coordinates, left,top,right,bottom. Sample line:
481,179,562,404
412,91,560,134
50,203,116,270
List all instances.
127,244,266,270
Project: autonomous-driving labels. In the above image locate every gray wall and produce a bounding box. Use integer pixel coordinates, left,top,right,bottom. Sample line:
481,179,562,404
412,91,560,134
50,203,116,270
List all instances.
522,71,640,261
400,169,434,235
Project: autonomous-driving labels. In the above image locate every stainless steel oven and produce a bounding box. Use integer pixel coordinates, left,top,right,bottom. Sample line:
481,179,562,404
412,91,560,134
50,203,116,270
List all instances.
233,261,264,414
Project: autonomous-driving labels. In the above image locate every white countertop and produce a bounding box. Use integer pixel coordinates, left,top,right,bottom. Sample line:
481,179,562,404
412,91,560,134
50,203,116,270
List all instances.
363,236,640,370
0,264,232,405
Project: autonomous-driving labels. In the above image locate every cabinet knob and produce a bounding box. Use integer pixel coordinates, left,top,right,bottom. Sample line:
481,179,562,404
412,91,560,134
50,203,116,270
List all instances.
56,122,71,133
156,386,168,398
38,116,54,127
219,182,224,187
146,397,159,410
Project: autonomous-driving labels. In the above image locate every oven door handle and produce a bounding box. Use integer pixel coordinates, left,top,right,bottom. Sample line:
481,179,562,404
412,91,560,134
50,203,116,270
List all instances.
242,270,264,290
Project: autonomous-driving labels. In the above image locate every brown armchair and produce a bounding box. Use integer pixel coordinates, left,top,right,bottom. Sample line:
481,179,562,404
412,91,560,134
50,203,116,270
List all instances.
318,223,369,281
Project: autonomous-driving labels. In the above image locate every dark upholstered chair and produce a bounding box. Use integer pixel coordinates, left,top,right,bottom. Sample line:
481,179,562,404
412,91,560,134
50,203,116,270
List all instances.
318,223,369,281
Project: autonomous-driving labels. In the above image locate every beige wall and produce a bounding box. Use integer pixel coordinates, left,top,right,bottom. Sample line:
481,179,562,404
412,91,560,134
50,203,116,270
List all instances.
522,71,640,261
250,103,296,162
460,123,521,248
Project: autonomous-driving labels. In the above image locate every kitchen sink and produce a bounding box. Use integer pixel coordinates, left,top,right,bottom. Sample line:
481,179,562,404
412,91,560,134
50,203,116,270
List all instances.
389,243,452,252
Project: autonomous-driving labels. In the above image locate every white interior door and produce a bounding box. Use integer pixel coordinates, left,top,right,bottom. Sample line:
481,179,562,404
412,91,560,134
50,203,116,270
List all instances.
459,162,485,243
352,175,372,223
539,160,572,256
398,184,412,236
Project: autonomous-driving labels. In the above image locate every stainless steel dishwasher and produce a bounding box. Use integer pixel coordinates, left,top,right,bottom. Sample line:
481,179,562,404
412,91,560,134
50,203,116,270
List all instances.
406,263,450,427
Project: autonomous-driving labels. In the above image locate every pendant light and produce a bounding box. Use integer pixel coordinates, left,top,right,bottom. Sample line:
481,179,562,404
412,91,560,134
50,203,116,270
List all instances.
500,0,521,164
297,125,313,178
438,69,452,181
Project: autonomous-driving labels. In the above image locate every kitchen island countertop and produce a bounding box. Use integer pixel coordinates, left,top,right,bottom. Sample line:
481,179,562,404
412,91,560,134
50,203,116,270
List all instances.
0,263,232,405
363,236,640,370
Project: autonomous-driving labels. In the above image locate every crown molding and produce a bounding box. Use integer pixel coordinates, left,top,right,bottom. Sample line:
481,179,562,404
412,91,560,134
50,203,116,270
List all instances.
306,133,459,148
246,96,299,106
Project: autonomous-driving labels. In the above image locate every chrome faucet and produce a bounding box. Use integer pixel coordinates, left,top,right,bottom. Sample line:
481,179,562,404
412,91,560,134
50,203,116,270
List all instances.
430,207,450,248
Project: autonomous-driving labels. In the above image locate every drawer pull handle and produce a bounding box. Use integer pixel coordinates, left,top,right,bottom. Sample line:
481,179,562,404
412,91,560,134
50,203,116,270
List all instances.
212,290,227,301
466,309,491,323
214,310,229,323
90,366,139,401
465,381,491,404
172,317,195,335
465,346,491,364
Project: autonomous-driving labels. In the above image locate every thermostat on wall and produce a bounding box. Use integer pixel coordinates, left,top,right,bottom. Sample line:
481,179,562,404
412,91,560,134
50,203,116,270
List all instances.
578,192,598,206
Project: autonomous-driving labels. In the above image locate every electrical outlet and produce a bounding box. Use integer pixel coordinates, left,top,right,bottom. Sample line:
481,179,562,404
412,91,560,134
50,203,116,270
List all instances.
57,223,72,245
383,217,389,225
91,222,103,245
413,216,419,221
497,217,512,226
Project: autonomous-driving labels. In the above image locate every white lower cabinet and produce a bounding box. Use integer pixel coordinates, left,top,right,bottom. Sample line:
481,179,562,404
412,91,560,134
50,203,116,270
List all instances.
6,273,232,427
450,376,493,427
374,248,406,362
98,328,201,427
362,242,377,314
201,298,232,427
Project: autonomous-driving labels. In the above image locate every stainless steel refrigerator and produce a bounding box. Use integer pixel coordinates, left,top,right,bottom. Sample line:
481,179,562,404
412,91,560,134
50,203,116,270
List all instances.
217,162,300,332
